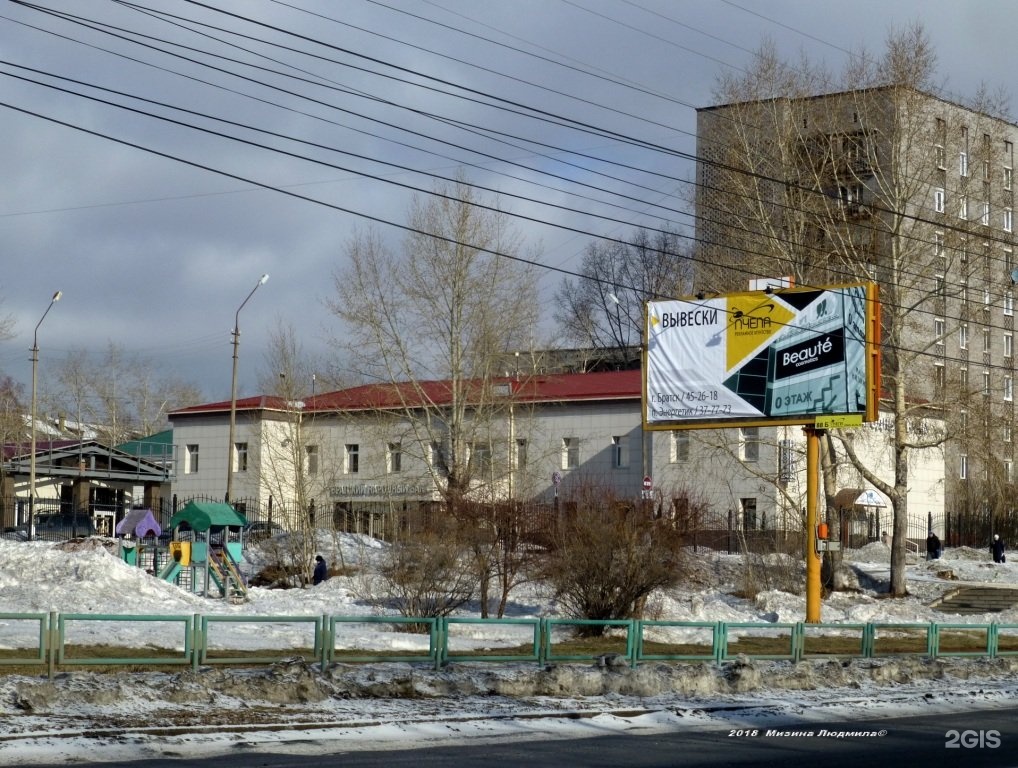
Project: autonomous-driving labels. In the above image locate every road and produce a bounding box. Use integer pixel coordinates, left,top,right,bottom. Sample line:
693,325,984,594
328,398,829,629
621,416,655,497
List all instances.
17,707,1018,768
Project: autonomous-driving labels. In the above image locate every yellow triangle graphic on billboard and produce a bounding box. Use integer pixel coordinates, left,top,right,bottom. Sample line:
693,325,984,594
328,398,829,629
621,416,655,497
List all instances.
726,296,795,371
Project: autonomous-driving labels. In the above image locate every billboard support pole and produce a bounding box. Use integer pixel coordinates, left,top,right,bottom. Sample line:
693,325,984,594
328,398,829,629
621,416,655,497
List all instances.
805,426,822,623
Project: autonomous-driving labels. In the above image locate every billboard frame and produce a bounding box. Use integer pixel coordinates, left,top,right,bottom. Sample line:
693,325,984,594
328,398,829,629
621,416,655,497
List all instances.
642,282,881,431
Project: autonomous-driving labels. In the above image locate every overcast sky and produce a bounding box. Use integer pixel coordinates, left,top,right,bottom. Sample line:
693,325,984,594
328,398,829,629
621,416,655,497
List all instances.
1,1,1013,404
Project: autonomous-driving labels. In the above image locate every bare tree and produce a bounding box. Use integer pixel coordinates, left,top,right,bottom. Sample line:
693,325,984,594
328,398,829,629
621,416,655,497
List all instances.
328,176,540,511
554,227,691,367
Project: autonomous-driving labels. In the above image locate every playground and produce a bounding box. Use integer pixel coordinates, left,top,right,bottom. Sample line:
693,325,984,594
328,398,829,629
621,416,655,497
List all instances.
116,501,249,600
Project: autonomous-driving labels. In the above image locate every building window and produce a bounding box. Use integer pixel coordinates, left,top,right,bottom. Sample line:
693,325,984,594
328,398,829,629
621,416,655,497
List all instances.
934,231,945,261
1006,424,1013,443
959,194,968,219
959,323,968,349
1006,291,1014,317
1005,333,1013,358
1006,166,1013,191
515,439,527,469
934,364,945,389
935,274,946,298
186,444,199,474
1008,461,1014,484
1006,207,1014,232
431,441,448,476
740,427,759,462
982,201,991,226
934,317,945,345
934,143,946,169
960,454,968,480
984,371,991,396
234,442,248,472
960,366,969,389
469,443,492,475
562,437,579,469
611,436,629,469
984,327,991,352
1006,377,1014,402
671,430,689,463
305,445,318,476
741,498,758,530
387,442,402,473
934,187,945,213
345,444,359,474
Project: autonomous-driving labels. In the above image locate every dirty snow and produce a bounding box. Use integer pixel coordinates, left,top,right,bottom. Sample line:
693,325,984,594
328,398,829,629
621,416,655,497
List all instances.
2,535,1018,764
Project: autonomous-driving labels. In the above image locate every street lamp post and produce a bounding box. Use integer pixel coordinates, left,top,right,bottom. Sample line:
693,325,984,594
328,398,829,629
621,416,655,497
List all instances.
28,290,62,541
226,274,268,504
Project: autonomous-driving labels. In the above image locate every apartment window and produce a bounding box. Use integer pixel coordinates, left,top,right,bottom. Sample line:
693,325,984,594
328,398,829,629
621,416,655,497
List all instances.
233,442,248,472
934,317,945,345
1006,332,1013,358
1006,166,1014,191
960,410,968,431
305,445,318,476
935,274,946,299
934,187,945,213
1006,376,1014,402
960,150,969,177
1006,207,1014,232
671,430,689,462
1006,291,1014,317
959,323,968,349
984,371,991,395
1006,424,1013,443
1008,461,1014,484
1008,249,1015,274
984,327,991,352
611,436,629,469
934,232,945,262
934,143,946,169
960,367,969,388
741,427,760,462
934,364,946,389
959,194,969,219
387,442,402,473
982,201,990,226
985,289,992,311
186,444,199,474
960,454,968,480
562,437,580,469
345,444,359,474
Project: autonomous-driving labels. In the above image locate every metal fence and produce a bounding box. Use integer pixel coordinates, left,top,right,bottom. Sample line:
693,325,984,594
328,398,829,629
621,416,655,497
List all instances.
1,612,1015,679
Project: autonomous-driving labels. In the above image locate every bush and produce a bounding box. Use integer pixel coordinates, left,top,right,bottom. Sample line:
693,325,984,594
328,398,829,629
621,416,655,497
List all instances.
538,485,688,634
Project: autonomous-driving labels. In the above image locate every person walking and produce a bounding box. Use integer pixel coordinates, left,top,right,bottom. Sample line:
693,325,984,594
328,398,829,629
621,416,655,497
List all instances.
992,535,1006,564
312,554,329,585
926,531,941,560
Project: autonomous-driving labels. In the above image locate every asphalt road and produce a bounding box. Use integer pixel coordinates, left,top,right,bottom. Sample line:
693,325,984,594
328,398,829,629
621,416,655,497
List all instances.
19,707,1018,768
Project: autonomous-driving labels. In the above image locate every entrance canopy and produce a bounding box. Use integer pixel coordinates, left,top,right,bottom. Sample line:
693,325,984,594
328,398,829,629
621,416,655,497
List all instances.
169,501,247,532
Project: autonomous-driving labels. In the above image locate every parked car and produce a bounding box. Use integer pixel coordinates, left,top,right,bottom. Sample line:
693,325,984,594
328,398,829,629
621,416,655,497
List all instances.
5,512,97,541
243,520,284,540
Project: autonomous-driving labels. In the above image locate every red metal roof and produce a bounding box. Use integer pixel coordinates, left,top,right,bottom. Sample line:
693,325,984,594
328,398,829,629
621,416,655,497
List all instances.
169,370,642,418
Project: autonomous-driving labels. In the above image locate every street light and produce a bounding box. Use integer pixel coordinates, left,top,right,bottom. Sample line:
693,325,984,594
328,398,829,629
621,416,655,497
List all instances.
226,274,268,504
29,290,62,541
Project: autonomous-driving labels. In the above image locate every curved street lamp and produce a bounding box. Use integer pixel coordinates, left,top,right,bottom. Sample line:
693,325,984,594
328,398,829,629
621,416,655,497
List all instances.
29,290,62,541
226,274,268,504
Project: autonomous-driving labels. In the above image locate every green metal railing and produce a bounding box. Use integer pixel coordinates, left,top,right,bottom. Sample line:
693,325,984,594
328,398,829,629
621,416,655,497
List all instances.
4,613,1018,678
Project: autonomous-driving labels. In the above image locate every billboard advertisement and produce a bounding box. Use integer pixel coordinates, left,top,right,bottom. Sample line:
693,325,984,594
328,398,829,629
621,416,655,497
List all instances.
643,283,879,430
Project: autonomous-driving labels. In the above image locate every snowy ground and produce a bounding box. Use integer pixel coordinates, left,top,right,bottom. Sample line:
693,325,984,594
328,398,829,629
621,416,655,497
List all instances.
2,534,1018,765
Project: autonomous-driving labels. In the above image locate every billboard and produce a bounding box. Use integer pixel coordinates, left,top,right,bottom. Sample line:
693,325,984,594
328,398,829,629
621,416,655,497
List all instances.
643,283,880,430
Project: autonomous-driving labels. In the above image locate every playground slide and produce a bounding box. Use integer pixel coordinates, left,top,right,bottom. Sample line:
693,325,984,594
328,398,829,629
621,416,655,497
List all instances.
158,559,181,582
208,550,247,598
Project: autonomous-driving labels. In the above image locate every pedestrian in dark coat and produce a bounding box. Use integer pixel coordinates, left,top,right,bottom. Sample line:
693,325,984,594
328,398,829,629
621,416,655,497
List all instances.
992,535,1006,564
312,554,328,585
926,531,941,560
